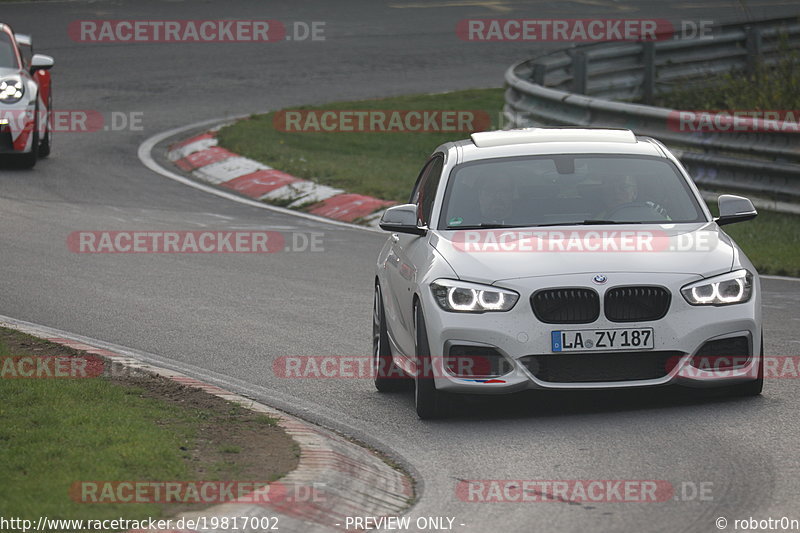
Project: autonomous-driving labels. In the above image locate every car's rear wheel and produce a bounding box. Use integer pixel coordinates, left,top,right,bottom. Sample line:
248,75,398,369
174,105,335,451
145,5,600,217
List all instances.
724,336,764,397
373,282,410,392
414,302,448,419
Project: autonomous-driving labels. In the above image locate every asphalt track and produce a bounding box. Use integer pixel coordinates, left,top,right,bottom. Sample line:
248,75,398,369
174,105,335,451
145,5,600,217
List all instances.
1,1,799,531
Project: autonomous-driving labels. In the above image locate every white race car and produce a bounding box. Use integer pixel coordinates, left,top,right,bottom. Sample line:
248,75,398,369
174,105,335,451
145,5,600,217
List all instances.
0,23,54,168
374,128,762,418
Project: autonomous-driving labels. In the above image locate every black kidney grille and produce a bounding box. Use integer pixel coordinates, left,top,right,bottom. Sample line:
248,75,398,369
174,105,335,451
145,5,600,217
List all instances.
531,288,600,324
604,286,671,322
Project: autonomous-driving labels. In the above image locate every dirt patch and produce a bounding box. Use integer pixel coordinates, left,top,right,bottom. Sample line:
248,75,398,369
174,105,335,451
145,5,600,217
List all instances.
0,328,88,358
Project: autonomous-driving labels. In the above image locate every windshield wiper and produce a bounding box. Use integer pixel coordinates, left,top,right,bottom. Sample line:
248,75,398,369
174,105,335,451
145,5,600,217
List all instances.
528,220,643,227
580,219,640,225
449,220,644,230
449,223,528,229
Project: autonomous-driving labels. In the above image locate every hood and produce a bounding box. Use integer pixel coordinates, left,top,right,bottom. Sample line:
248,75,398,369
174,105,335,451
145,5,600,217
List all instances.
431,223,735,285
0,66,21,77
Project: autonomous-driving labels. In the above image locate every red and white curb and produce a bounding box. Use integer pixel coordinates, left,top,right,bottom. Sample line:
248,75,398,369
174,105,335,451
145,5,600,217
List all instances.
0,318,414,533
168,131,396,227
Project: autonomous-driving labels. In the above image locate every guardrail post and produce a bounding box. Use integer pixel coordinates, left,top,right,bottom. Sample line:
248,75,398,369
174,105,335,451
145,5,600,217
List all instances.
745,26,763,75
641,42,656,105
530,63,547,85
571,51,588,94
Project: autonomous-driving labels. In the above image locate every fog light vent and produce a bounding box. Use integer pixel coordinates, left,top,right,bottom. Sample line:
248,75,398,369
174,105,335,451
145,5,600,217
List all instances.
445,344,512,377
691,336,751,370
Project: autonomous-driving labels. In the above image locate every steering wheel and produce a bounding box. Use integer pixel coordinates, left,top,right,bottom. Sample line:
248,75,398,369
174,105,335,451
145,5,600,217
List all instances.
605,201,669,221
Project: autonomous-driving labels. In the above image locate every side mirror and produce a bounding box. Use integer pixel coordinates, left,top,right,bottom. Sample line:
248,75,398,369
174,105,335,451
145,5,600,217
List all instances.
379,204,427,236
715,194,757,226
30,54,54,72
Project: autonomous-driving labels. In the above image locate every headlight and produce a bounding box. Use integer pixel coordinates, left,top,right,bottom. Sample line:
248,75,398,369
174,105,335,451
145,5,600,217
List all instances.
0,78,24,104
431,279,519,313
681,269,753,306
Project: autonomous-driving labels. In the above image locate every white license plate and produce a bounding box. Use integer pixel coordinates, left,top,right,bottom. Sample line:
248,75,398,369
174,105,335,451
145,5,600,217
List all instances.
551,328,654,352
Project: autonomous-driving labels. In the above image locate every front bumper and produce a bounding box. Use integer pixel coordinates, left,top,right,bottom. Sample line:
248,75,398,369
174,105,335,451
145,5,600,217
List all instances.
419,272,761,394
0,103,36,153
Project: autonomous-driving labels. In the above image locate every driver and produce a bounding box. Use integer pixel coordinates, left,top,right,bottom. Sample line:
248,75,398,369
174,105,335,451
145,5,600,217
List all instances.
594,175,637,219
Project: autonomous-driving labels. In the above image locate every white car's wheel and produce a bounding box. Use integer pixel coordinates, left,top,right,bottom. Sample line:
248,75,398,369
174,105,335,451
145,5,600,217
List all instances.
39,94,52,158
414,302,448,419
373,283,411,392
17,106,39,169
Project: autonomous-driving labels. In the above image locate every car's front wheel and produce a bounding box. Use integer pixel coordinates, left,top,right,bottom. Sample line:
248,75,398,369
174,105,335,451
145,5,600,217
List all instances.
17,106,39,169
38,94,52,158
373,282,410,392
414,302,449,419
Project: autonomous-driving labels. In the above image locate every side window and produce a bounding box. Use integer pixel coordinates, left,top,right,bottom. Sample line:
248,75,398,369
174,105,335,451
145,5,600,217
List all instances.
19,45,31,70
410,156,444,227
408,158,432,204
0,33,18,69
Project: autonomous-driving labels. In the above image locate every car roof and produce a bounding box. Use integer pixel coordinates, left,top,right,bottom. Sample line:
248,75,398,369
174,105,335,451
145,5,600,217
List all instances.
446,128,667,163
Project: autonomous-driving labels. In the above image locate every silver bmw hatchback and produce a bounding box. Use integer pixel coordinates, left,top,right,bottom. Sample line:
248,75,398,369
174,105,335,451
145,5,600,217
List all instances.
374,128,762,419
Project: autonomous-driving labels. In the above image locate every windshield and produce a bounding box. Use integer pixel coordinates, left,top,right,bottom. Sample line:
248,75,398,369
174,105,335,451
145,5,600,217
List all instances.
0,32,19,69
439,154,706,229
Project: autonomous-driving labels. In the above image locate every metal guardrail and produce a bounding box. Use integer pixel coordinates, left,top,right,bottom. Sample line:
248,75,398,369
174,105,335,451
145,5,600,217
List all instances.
503,17,800,201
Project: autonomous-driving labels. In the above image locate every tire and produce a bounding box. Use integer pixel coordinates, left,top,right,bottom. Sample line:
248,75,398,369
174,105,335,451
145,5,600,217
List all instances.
38,95,52,158
414,302,448,419
373,283,411,392
725,337,764,397
17,106,39,169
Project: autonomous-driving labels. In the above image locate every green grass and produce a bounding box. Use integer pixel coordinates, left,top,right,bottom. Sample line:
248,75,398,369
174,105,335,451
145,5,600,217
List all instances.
216,88,505,202
708,204,800,277
655,46,800,110
219,444,241,454
0,331,276,524
0,379,200,521
254,413,279,426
